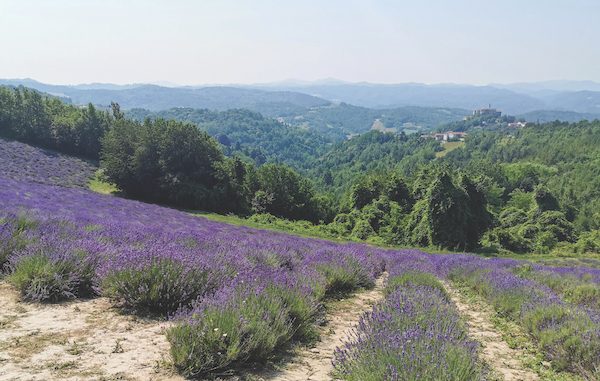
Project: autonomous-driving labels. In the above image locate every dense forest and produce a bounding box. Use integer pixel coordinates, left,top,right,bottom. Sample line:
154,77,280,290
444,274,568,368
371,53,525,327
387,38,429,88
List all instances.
1,85,600,255
127,107,332,169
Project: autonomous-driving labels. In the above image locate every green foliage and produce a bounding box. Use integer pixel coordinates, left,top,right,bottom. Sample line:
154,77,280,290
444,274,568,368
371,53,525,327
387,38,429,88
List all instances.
128,108,331,169
0,86,110,159
402,169,490,250
350,176,383,210
446,122,600,233
351,219,375,240
310,131,439,195
574,230,600,254
254,163,320,222
426,173,470,249
101,117,231,211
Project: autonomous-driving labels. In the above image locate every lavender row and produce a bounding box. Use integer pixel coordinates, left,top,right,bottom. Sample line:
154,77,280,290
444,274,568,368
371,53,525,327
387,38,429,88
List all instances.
332,253,484,381
513,263,600,326
441,255,600,378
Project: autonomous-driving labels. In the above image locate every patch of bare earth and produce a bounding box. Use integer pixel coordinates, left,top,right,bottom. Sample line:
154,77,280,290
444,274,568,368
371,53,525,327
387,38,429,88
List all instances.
0,283,182,381
443,282,539,381
255,273,387,381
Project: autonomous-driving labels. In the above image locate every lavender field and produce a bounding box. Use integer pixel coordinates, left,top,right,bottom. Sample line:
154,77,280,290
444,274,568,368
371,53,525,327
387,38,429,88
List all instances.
1,141,600,380
0,138,97,188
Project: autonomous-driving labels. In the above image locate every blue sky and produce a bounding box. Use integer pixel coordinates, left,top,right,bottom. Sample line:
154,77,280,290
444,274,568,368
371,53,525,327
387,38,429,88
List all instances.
1,0,598,85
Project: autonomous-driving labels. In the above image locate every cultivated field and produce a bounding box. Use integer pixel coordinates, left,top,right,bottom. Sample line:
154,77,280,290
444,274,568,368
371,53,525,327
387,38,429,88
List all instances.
1,139,599,380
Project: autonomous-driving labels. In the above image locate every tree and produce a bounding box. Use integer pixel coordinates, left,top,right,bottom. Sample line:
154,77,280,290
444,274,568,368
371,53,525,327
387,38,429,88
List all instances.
255,163,317,221
384,173,412,210
101,118,227,210
426,172,470,250
460,175,492,249
350,176,382,209
534,185,560,213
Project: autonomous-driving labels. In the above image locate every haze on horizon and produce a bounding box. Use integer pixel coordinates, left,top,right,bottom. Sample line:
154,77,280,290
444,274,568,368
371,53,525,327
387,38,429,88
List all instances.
1,0,599,86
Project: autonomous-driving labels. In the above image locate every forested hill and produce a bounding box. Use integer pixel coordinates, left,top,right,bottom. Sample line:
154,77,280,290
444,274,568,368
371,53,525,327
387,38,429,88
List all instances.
0,79,330,115
280,103,468,138
127,103,468,143
444,121,600,232
306,131,440,194
127,108,331,169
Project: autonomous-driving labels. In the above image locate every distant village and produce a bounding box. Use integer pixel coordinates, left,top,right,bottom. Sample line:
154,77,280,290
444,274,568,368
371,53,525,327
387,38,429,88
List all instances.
422,106,527,141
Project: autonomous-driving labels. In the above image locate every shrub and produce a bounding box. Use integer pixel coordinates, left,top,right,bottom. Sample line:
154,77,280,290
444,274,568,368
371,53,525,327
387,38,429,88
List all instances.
271,284,320,342
574,230,600,254
9,250,96,302
522,305,600,374
316,259,374,297
101,258,213,316
351,219,375,240
385,271,448,298
567,283,600,308
168,283,318,378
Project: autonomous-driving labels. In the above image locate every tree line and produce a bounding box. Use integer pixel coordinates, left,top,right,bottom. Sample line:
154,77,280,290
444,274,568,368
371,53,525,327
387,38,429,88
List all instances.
0,87,110,159
0,86,333,223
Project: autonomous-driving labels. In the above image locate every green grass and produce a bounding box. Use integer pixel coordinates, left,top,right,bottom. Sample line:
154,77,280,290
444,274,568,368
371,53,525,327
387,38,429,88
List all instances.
435,141,464,158
88,170,119,195
193,211,468,256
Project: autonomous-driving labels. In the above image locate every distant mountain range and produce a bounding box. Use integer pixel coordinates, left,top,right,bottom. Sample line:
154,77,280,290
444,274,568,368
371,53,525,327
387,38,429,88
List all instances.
249,80,600,115
0,79,330,116
2,78,599,125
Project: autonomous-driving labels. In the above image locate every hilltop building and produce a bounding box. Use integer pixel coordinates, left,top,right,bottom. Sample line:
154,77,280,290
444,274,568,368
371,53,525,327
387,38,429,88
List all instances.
472,105,502,118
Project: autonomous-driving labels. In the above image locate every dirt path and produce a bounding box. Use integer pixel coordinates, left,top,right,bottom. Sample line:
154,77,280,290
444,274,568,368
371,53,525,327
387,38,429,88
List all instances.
259,273,387,381
443,282,539,381
0,283,182,381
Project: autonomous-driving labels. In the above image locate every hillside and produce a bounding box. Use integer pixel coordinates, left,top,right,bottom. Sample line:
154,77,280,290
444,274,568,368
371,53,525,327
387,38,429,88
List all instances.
1,137,599,380
127,107,332,168
281,103,468,137
518,109,600,123
252,82,546,114
0,79,330,115
257,80,600,117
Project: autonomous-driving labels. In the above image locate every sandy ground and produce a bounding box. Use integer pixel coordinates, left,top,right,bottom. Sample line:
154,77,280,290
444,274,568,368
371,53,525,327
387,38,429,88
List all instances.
0,283,182,381
0,276,387,381
257,273,387,381
443,282,539,381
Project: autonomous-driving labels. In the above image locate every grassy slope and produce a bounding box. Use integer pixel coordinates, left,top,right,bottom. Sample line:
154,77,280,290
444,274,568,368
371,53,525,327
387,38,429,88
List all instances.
88,170,119,195
435,141,465,158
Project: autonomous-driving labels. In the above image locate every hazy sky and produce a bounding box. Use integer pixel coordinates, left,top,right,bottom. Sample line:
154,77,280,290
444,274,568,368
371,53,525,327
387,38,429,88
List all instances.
1,0,599,85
